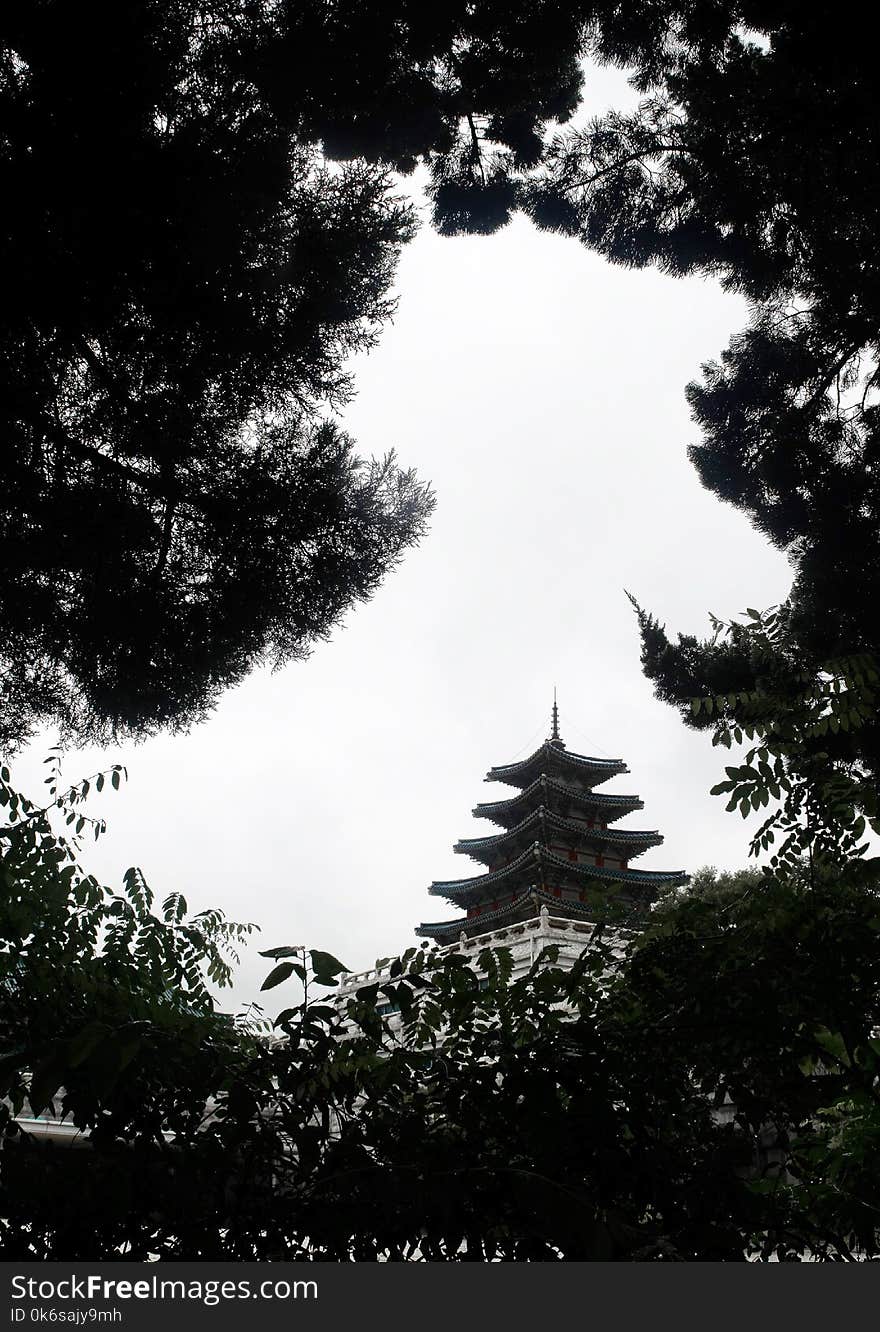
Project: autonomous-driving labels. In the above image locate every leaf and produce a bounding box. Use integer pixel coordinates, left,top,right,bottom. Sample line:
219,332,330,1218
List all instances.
28,1057,64,1117
162,892,187,922
114,1035,144,1073
309,949,349,985
260,961,296,991
273,1008,300,1028
259,945,304,959
814,1028,850,1066
111,770,120,790
65,1022,108,1068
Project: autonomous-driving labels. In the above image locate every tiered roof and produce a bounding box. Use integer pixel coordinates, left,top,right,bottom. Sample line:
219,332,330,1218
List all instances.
474,777,644,828
486,744,627,789
417,703,687,944
455,807,663,866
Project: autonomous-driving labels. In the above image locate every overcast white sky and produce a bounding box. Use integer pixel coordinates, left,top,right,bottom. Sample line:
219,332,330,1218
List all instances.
13,66,792,1012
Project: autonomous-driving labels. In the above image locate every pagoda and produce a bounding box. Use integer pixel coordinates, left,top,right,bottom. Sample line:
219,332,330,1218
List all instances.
416,699,688,945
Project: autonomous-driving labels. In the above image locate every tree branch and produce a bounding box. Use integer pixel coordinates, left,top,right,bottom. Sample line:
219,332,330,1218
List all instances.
39,417,177,503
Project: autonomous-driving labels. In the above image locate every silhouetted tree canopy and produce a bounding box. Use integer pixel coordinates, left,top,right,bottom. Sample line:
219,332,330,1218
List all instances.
1,4,444,748
3,0,622,749
523,7,880,752
4,2,877,748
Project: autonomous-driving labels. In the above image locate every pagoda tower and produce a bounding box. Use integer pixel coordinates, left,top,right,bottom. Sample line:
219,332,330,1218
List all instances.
417,700,688,945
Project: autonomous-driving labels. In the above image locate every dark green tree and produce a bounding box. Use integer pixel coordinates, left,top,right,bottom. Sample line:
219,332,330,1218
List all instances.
518,7,880,759
1,0,607,749
630,602,880,881
1,2,428,749
652,862,764,915
3,749,880,1262
0,756,264,1256
617,871,880,1262
6,4,878,750
7,0,880,1266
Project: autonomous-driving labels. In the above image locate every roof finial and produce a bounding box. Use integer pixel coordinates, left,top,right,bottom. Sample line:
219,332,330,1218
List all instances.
551,687,560,742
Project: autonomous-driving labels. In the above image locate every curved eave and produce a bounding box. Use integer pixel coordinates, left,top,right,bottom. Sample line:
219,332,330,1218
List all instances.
454,809,663,864
486,741,627,791
417,886,651,941
474,775,644,828
416,919,466,939
429,845,687,903
417,889,552,940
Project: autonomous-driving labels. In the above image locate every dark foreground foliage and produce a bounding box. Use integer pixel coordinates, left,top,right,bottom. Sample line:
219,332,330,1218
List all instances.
2,763,880,1261
3,0,880,1263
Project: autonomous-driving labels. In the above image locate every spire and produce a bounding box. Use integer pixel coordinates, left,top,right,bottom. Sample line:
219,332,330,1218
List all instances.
550,687,561,743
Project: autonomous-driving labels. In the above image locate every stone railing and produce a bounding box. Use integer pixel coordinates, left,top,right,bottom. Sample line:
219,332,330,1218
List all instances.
335,908,628,997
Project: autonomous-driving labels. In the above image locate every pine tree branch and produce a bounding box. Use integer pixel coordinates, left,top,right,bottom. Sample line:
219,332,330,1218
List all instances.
566,143,691,191
800,339,865,417
39,416,178,504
